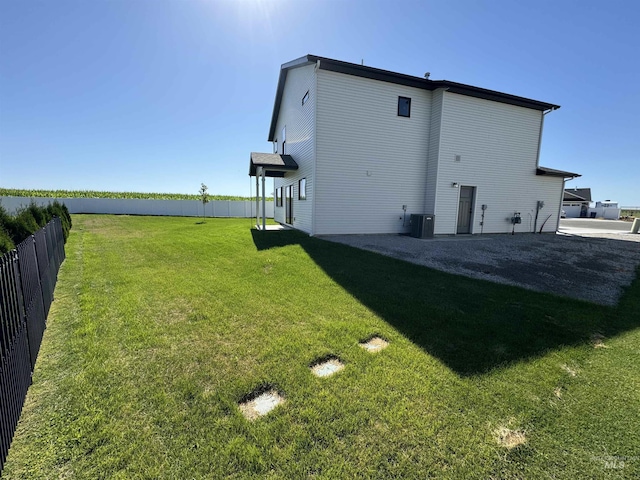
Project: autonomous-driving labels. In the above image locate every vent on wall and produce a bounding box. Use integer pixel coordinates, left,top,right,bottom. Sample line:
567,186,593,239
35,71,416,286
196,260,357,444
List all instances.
454,154,461,162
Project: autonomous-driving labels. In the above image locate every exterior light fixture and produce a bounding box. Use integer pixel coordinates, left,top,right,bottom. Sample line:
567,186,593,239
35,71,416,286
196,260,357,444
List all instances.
452,182,459,188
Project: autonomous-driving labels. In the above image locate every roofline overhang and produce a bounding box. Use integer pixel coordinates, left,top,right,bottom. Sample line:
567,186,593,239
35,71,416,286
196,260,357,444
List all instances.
267,55,561,141
536,166,581,179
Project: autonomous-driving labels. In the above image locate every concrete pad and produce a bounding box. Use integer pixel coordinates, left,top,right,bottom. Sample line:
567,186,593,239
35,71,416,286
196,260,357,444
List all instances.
239,389,285,420
360,337,389,353
311,358,345,377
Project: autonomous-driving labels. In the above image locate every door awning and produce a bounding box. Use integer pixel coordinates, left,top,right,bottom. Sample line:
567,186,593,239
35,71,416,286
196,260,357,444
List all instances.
249,152,298,177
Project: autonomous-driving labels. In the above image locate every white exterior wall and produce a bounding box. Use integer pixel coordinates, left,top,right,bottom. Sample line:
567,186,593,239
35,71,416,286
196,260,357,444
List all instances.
434,92,563,234
272,64,316,233
314,70,431,235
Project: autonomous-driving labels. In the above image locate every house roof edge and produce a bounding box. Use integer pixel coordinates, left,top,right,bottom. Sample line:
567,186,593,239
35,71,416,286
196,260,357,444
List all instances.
267,54,561,141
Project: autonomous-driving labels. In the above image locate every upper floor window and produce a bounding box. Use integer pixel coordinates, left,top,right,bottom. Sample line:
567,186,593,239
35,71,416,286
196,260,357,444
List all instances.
281,126,286,154
302,90,309,106
298,178,307,200
398,97,411,117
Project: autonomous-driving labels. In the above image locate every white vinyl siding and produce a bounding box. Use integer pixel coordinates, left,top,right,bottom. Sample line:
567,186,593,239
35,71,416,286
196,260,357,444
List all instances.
314,70,431,235
435,92,562,234
272,64,316,233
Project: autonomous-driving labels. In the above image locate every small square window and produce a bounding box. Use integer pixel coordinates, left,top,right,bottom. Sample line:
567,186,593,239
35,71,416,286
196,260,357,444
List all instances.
298,178,306,200
302,90,309,106
398,97,411,117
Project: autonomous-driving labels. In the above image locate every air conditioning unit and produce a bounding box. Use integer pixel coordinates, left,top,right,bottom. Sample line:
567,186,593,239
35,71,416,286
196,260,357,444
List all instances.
410,214,435,238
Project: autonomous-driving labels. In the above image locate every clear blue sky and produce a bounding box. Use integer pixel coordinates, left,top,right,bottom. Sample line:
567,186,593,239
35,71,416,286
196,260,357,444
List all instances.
1,0,638,205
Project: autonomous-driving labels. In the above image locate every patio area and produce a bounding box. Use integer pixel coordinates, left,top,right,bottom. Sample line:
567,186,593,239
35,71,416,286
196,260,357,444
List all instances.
321,232,640,306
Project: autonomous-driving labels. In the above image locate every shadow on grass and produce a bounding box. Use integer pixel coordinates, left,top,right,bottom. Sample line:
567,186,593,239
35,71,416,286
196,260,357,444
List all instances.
251,229,640,376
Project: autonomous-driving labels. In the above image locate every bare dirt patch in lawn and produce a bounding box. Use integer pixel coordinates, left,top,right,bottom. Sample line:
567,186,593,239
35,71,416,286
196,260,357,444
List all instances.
239,387,285,421
359,336,389,353
495,426,527,449
311,356,345,377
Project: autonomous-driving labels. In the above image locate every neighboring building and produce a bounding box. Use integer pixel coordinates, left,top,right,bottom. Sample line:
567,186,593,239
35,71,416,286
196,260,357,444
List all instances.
563,187,592,218
562,188,621,219
250,55,580,235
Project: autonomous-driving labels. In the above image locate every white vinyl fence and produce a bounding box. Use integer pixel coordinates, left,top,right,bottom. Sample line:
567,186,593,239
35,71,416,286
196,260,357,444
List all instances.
563,204,620,220
0,197,274,218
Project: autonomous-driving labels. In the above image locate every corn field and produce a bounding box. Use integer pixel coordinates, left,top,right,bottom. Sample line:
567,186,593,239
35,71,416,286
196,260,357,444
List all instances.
0,188,272,202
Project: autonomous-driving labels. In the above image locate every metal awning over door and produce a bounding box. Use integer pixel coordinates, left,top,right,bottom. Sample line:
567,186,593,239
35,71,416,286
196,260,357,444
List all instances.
249,152,298,230
249,152,298,177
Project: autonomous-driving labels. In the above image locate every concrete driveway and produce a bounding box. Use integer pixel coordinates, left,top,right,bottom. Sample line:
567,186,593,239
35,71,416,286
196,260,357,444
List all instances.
322,231,640,306
559,218,635,236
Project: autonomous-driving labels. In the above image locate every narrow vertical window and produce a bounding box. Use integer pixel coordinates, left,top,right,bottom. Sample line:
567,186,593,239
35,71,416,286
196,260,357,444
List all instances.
276,187,283,206
302,90,309,106
281,126,286,154
298,178,306,200
398,97,411,117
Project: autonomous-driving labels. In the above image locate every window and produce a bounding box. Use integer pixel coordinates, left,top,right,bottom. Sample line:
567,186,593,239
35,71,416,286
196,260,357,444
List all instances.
275,187,283,206
398,96,411,117
302,90,309,106
298,178,306,200
281,126,286,154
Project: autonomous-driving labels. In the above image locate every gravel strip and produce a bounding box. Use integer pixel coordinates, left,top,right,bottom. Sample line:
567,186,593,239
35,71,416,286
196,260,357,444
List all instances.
320,233,640,306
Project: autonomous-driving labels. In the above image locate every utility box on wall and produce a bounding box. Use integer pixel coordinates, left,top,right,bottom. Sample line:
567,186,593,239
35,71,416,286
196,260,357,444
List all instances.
410,214,435,238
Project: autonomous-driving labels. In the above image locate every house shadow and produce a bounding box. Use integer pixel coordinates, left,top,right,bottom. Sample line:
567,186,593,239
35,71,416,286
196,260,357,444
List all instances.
250,229,640,376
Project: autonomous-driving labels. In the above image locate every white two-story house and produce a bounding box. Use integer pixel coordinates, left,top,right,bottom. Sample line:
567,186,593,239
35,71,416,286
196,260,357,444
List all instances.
249,55,579,236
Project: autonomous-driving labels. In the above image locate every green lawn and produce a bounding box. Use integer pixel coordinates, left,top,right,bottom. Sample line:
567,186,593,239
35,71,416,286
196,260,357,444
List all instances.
3,215,639,479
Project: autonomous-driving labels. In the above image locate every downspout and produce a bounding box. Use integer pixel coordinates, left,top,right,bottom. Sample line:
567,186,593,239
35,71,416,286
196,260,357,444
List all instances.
535,107,556,167
556,178,567,232
556,174,579,232
533,107,557,233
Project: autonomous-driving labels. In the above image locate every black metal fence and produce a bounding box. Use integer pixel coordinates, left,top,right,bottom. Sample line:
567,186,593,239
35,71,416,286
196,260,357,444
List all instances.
0,217,65,471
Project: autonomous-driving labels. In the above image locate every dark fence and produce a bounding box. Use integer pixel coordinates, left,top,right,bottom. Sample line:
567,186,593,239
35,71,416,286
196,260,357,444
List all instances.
0,217,65,471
